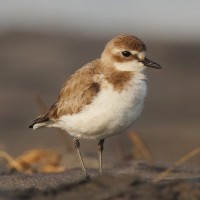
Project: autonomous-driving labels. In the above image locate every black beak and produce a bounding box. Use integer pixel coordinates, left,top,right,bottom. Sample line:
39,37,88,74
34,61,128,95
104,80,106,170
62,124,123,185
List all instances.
142,57,161,69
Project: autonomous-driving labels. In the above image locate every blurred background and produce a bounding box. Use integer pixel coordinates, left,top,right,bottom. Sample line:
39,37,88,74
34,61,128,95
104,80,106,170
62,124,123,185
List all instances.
0,0,199,168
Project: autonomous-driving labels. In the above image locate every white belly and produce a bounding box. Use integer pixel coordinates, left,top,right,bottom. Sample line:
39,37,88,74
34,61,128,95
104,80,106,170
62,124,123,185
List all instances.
57,77,147,140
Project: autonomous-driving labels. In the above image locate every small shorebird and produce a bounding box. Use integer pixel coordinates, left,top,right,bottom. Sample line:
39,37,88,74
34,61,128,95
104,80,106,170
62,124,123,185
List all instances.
29,34,161,176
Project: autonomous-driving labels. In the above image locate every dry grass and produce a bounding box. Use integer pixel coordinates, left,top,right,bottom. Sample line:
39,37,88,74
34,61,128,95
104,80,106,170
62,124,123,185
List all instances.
0,149,65,173
128,132,155,164
0,94,73,174
153,147,200,183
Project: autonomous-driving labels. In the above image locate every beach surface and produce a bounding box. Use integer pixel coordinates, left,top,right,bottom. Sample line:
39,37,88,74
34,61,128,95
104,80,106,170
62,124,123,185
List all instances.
0,161,200,200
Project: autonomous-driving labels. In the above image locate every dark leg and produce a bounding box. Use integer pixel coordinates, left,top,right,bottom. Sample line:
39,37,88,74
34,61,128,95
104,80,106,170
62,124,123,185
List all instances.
73,137,88,177
98,139,104,175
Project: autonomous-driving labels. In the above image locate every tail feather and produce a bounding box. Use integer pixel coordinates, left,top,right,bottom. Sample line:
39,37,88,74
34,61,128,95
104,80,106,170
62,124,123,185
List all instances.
29,115,49,130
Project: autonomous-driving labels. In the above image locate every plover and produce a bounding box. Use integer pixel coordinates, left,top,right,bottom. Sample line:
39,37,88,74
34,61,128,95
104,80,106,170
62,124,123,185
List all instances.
29,34,161,176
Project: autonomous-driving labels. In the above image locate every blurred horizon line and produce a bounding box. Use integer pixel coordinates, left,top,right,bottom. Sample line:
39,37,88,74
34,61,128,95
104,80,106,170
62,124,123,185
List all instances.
0,28,200,45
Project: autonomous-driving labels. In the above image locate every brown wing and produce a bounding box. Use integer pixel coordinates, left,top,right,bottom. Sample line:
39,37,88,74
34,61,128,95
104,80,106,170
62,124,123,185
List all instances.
48,64,101,118
29,59,102,127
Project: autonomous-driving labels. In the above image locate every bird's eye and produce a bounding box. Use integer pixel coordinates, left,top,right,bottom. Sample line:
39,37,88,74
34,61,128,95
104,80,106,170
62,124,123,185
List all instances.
122,51,131,57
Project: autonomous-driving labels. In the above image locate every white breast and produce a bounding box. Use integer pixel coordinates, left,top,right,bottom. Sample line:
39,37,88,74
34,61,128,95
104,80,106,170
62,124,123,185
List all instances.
57,73,147,140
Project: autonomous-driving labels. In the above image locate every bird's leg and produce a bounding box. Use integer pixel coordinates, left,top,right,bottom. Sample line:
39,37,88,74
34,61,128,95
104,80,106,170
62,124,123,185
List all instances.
98,139,104,175
73,137,88,177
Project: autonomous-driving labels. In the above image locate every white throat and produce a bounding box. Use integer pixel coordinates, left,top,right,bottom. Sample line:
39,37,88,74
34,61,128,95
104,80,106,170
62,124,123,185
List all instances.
114,60,145,72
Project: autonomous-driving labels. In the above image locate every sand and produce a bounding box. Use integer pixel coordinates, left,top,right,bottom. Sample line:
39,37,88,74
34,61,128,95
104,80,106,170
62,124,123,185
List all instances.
0,162,200,200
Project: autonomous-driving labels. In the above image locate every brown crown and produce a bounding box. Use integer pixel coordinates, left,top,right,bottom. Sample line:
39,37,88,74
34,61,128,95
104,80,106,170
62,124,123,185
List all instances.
105,34,146,52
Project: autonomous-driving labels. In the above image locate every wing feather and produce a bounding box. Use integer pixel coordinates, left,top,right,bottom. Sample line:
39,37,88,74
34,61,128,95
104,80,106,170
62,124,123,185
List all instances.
29,59,102,128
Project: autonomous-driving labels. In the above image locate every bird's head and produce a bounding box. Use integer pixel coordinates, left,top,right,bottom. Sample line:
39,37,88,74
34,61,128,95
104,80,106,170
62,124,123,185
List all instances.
101,34,161,72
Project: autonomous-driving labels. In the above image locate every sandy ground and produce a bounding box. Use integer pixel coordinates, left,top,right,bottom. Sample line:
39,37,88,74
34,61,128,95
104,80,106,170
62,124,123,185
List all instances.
0,161,200,200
